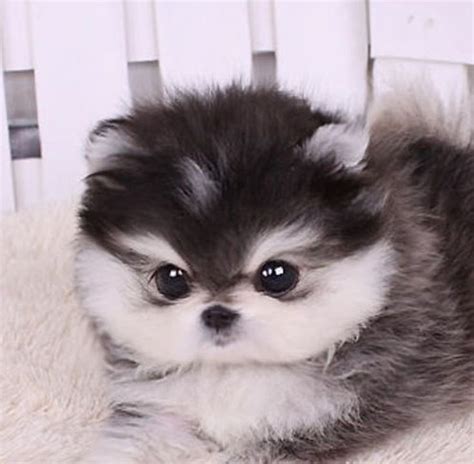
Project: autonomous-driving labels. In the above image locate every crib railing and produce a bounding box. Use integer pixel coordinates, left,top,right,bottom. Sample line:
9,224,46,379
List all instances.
1,0,472,213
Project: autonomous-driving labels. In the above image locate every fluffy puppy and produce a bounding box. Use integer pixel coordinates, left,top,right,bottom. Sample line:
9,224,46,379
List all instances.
75,85,473,463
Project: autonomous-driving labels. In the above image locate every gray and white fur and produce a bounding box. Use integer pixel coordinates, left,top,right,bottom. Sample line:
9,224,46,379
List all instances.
75,85,473,463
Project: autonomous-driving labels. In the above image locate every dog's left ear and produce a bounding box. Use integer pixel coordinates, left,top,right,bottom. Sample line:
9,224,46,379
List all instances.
85,118,140,172
303,120,369,168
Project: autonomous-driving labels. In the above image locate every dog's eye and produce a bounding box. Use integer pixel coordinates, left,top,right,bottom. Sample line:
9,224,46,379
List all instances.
154,264,190,300
257,260,299,297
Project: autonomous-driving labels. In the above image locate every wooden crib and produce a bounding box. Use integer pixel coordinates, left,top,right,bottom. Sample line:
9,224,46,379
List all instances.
1,0,472,213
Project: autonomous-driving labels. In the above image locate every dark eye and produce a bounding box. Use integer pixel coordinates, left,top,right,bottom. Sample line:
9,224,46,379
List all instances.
257,260,299,297
154,264,190,300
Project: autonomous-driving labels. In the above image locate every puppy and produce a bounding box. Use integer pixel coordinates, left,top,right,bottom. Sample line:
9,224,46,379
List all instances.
75,85,473,463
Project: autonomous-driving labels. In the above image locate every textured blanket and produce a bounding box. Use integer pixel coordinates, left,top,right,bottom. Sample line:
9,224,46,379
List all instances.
0,202,472,463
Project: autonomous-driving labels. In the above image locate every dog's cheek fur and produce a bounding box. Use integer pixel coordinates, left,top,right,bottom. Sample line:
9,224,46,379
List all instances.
231,240,395,364
75,241,206,367
75,237,395,367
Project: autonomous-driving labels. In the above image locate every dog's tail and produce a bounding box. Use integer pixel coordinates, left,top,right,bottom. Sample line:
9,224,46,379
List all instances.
368,61,473,151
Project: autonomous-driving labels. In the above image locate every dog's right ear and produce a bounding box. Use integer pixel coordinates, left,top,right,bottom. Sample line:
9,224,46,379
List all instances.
303,119,369,169
85,118,138,173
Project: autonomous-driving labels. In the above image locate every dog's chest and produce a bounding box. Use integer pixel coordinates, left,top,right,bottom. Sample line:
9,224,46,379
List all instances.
148,365,353,445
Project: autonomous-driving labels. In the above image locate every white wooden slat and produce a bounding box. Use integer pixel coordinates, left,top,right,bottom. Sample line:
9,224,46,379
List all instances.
370,1,474,65
248,0,275,53
0,54,15,213
30,1,130,202
12,159,42,210
124,0,159,62
2,0,33,72
274,0,369,116
154,0,252,88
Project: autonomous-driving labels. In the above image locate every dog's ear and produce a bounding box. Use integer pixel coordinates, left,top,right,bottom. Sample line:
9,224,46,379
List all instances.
85,118,140,173
303,119,369,169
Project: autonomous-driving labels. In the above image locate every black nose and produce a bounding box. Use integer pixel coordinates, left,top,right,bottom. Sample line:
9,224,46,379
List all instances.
201,305,240,331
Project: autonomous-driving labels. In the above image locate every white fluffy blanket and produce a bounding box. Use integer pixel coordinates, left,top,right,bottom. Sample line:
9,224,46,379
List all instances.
1,203,472,463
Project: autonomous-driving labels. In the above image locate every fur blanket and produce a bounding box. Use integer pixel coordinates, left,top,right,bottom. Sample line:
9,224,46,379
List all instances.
1,202,472,463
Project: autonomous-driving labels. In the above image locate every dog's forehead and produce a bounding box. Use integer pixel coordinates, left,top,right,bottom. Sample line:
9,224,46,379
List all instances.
117,223,315,287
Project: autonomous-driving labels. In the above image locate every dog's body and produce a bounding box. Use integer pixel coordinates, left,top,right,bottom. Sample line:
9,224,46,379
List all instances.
75,86,473,463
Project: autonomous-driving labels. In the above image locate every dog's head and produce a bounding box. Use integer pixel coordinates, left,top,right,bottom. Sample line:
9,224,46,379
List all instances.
76,85,394,367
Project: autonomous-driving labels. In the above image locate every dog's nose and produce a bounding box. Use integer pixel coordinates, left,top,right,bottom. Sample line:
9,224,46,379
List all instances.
201,305,240,331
